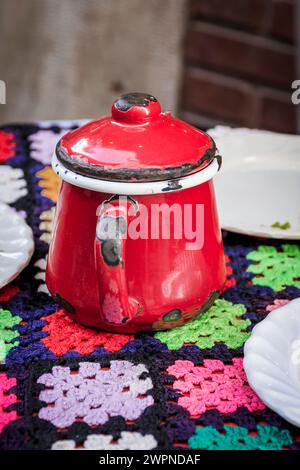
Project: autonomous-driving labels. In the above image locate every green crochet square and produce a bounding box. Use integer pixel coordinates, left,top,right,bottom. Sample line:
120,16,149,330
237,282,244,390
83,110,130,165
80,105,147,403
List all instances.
246,244,300,291
188,425,292,450
0,308,21,362
155,299,249,350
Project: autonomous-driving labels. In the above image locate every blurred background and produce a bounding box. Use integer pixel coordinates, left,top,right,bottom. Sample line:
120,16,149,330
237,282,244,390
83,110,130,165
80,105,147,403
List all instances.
0,0,297,133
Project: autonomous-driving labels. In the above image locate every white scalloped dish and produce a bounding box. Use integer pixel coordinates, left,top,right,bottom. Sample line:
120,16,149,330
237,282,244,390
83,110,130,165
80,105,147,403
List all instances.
244,298,300,427
208,126,300,239
0,201,34,288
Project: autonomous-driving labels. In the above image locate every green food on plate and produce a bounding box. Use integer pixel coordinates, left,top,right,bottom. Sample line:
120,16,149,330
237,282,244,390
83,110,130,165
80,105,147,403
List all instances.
271,221,291,230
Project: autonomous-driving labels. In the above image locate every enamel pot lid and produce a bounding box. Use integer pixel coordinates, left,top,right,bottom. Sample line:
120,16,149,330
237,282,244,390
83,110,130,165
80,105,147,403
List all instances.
56,92,219,184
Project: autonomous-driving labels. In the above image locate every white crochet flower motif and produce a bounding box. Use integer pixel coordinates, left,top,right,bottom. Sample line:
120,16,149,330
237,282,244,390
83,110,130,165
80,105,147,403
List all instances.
52,432,157,450
0,166,27,203
29,130,67,165
34,257,49,294
39,207,55,244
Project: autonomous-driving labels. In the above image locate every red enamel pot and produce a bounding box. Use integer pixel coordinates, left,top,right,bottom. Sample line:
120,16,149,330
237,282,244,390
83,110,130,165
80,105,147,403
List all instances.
46,93,226,333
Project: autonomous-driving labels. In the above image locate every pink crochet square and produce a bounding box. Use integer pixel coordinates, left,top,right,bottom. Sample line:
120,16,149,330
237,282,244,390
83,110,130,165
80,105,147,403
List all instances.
0,373,18,432
266,299,289,312
167,358,265,416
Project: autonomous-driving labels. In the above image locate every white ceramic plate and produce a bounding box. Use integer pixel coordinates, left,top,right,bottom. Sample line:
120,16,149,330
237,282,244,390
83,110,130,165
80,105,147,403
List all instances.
208,126,300,239
244,298,300,427
0,202,34,288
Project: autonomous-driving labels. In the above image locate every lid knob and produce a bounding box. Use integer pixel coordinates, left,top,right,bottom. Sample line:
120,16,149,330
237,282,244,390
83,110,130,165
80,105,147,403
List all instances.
112,92,161,124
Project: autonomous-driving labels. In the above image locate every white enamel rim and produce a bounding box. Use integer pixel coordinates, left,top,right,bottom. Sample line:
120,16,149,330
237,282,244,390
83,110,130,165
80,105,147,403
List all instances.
208,126,300,239
0,202,35,289
244,298,300,427
52,152,219,195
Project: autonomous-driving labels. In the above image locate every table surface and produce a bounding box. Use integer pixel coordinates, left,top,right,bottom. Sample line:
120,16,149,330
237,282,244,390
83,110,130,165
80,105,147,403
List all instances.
0,122,300,450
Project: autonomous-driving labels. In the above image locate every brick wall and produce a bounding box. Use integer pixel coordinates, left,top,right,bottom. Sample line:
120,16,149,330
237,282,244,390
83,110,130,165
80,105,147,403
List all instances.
179,0,297,133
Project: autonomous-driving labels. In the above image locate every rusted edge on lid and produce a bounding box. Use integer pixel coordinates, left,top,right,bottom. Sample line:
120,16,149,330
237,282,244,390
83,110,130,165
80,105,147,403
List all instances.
55,137,217,183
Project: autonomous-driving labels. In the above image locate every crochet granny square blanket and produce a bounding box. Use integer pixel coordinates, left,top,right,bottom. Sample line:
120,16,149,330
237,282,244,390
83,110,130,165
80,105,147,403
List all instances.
0,123,300,451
